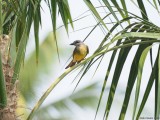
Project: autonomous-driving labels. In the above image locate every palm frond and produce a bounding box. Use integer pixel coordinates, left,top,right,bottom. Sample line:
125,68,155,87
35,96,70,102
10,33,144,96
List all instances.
84,0,108,30
132,46,152,119
2,0,160,119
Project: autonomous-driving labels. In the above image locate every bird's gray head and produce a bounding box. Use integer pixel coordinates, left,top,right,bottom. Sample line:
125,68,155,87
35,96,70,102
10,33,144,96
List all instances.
70,40,83,46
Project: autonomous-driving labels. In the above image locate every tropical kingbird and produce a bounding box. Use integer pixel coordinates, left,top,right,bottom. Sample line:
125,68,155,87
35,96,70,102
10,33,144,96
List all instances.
65,40,89,69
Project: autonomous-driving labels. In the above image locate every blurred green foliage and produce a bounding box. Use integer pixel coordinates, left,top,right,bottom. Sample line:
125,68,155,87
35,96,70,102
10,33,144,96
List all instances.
19,33,58,102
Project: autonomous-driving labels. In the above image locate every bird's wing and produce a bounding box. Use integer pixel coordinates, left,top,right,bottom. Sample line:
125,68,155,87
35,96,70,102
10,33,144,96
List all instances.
73,47,77,57
72,47,78,62
86,45,89,54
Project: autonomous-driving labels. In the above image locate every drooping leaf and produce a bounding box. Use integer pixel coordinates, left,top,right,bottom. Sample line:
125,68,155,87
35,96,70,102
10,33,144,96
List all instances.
120,0,129,20
156,49,160,118
94,40,121,120
12,26,28,83
111,0,125,19
103,24,144,119
50,0,73,62
102,0,123,28
119,45,148,119
98,17,134,51
137,0,148,20
84,0,108,30
15,20,24,49
152,0,159,12
119,25,152,119
136,47,159,119
34,9,40,64
95,22,139,119
132,45,152,120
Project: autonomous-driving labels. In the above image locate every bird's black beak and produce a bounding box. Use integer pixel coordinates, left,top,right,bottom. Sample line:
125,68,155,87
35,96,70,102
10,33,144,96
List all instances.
70,42,74,45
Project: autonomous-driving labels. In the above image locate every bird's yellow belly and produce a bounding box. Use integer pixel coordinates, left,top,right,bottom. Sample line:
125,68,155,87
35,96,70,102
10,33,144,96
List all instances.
73,53,86,62
73,46,87,62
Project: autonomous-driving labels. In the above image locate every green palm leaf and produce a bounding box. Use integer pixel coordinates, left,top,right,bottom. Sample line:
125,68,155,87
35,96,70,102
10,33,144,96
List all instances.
132,45,152,120
136,49,159,119
2,1,160,120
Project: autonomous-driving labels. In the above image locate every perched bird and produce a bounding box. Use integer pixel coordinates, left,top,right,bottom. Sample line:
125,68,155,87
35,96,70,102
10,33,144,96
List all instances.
65,40,89,69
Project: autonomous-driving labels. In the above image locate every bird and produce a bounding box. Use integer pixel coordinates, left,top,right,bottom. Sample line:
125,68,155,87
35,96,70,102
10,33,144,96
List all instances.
65,40,89,69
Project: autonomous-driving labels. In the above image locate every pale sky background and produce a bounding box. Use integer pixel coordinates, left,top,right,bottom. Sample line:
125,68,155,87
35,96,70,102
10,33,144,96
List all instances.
25,0,160,120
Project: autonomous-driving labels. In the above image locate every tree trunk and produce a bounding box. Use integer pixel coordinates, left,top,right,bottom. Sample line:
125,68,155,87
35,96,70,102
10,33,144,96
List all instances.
0,35,18,120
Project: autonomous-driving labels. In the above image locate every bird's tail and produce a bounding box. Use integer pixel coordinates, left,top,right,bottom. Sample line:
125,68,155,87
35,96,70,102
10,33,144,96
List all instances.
65,60,76,69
